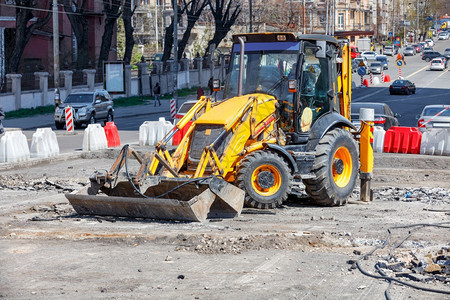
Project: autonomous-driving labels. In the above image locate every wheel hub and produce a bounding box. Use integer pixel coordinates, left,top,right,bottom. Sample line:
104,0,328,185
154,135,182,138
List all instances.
333,158,344,175
257,171,275,189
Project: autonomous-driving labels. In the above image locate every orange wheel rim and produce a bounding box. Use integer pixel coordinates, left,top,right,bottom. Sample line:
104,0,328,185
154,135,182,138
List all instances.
251,164,282,196
332,146,352,188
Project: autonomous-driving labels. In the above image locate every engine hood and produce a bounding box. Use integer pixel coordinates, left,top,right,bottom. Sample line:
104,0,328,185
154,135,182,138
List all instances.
195,93,277,125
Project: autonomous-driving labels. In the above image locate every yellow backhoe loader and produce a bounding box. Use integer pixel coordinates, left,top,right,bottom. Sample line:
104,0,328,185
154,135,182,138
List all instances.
67,33,371,222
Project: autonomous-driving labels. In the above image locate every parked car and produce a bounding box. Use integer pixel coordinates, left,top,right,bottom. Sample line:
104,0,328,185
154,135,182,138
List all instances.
412,44,423,53
425,38,434,47
422,51,443,62
389,79,416,95
351,102,400,131
423,47,433,52
369,62,383,74
443,48,450,59
403,47,416,56
417,105,450,131
174,100,198,123
361,51,378,60
430,58,446,71
376,55,389,70
384,46,397,56
54,90,114,129
438,31,449,40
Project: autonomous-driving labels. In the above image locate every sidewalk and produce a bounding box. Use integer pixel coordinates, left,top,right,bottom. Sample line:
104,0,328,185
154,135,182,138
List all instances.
3,97,189,130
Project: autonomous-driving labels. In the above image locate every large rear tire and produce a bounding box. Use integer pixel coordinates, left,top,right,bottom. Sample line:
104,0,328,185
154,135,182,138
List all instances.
303,128,358,206
236,151,292,209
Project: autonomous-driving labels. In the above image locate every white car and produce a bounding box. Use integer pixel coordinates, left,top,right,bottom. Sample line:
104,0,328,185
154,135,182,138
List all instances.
430,58,445,71
438,32,449,40
417,105,450,131
360,51,378,60
425,39,434,47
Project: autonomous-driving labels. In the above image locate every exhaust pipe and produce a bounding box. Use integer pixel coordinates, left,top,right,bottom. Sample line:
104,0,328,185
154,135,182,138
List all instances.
238,37,245,96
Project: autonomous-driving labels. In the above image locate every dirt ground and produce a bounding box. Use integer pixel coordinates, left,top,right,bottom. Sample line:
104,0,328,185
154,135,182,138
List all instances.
0,149,449,299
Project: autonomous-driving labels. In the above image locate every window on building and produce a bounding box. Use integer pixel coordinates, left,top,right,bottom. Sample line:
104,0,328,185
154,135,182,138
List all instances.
365,12,369,24
338,13,344,30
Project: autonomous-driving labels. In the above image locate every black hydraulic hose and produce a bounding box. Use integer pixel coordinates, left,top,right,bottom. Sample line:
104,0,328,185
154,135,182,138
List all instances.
121,144,214,199
356,222,450,298
155,176,213,199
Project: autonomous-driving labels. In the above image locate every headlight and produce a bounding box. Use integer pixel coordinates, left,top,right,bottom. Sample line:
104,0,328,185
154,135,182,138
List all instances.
78,107,87,115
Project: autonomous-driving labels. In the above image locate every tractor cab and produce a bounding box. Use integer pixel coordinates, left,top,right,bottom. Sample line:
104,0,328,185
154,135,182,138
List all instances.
223,33,347,141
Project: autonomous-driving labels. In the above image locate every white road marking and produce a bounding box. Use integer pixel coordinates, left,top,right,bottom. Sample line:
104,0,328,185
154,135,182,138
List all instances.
405,65,429,79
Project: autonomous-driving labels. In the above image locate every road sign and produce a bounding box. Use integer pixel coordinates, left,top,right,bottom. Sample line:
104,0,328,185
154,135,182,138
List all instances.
388,32,393,37
396,59,404,68
357,66,366,76
358,60,365,67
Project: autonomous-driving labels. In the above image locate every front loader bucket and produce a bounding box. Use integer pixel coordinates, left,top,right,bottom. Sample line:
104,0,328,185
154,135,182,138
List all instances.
66,177,244,222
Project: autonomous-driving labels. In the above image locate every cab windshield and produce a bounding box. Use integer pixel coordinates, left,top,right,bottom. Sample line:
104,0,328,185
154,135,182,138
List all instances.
223,42,299,100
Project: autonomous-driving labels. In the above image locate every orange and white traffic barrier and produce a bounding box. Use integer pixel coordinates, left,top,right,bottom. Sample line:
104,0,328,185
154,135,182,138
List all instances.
65,106,74,132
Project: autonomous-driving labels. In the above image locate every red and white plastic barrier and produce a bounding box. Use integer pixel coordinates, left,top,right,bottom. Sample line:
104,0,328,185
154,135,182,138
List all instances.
65,106,74,132
170,99,176,119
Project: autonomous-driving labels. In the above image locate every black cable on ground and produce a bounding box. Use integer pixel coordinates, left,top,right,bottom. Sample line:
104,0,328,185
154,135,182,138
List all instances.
356,222,450,299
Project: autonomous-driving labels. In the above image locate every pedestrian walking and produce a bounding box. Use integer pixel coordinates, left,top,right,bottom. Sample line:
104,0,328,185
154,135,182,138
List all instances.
208,77,214,95
0,105,5,135
153,82,161,106
197,86,204,100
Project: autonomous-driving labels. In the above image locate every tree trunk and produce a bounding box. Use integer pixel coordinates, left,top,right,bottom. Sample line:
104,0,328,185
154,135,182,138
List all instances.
98,0,121,70
62,0,90,70
7,1,51,73
122,1,135,64
162,20,174,62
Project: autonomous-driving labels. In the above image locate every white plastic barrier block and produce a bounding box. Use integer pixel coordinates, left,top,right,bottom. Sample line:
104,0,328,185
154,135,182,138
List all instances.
30,128,60,158
373,77,380,85
420,128,450,156
373,126,386,153
139,118,174,146
82,124,108,151
0,131,30,163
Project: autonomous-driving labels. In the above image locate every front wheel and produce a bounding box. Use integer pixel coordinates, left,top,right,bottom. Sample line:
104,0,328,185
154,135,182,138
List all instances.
55,121,64,130
303,128,359,206
236,151,292,209
89,113,96,125
104,110,113,125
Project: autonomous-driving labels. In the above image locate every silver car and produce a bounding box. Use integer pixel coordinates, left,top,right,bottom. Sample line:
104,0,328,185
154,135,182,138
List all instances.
369,62,382,74
403,47,416,56
54,90,114,129
417,105,450,131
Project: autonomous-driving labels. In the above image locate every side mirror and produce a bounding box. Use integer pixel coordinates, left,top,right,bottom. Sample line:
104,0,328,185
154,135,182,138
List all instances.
288,80,297,93
316,40,326,58
95,99,101,104
415,114,420,119
212,79,221,92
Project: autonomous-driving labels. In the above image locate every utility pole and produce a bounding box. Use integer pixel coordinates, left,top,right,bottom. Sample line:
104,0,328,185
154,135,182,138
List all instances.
392,0,396,40
249,0,253,32
303,0,306,34
52,0,60,106
173,0,178,110
326,0,329,35
155,2,159,53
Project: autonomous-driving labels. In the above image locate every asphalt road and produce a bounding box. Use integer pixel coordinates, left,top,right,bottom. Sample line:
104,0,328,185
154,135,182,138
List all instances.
352,38,450,127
